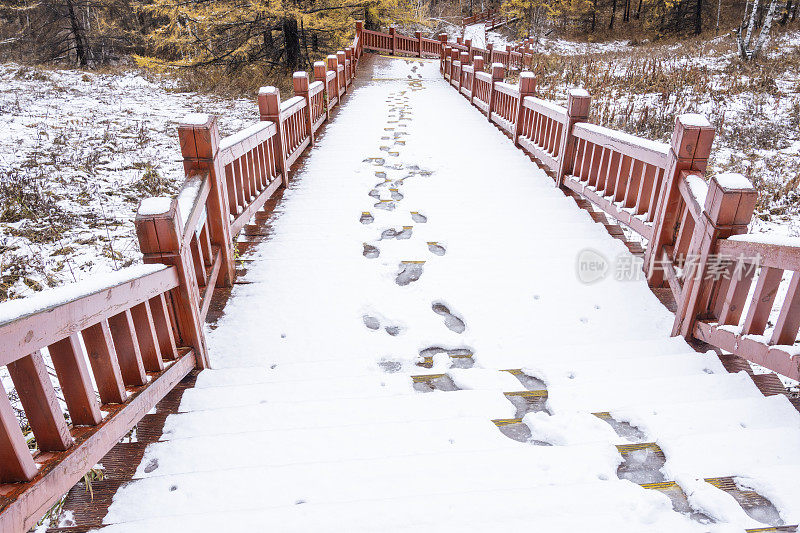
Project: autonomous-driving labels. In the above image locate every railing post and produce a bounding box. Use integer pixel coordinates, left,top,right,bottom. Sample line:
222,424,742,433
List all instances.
514,72,536,146
327,54,339,98
438,33,448,72
389,26,396,55
293,71,315,147
176,114,235,286
337,51,347,93
465,38,472,59
258,87,289,187
415,31,423,57
487,42,494,65
443,45,451,79
345,47,354,81
314,61,330,122
356,20,364,58
488,62,505,122
135,199,209,368
556,88,591,187
646,114,715,286
471,56,484,106
672,174,756,337
459,52,469,92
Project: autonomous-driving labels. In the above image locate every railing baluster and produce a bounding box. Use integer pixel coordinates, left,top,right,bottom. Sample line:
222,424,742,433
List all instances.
149,294,179,359
7,350,73,451
130,301,164,372
742,266,784,335
0,380,38,482
714,259,755,325
770,271,800,345
108,310,147,387
48,334,103,425
81,320,127,403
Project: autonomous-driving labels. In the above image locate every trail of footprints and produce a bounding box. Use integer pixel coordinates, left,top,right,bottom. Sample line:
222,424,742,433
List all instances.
409,361,790,529
360,88,443,284
358,63,793,533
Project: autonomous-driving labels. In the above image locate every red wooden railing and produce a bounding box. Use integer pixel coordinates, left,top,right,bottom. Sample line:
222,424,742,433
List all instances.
430,30,800,382
462,8,495,26
360,26,447,59
0,26,363,533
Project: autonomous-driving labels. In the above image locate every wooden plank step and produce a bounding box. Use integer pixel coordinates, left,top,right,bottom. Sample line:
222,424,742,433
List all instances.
589,211,608,223
717,353,755,376
625,241,645,256
751,373,789,397
47,479,126,530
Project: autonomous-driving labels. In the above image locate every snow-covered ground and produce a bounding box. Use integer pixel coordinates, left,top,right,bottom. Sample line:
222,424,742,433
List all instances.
522,30,800,240
92,55,800,532
0,64,256,301
459,22,514,49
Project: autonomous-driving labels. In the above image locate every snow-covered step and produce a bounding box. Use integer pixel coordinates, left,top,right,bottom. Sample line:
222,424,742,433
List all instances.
523,350,727,385
166,390,517,435
98,478,708,532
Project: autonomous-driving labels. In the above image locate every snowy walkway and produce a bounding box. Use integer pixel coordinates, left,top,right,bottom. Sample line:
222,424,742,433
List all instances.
97,56,800,531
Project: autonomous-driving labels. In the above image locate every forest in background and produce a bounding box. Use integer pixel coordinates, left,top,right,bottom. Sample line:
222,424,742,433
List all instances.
0,0,797,92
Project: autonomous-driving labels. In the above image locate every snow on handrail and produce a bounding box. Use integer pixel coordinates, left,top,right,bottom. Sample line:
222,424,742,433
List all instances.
573,122,670,168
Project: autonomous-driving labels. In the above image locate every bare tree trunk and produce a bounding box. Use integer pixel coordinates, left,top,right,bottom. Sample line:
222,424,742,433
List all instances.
744,0,759,46
636,0,643,18
610,0,618,28
282,16,300,72
695,0,703,33
66,0,87,66
753,0,779,56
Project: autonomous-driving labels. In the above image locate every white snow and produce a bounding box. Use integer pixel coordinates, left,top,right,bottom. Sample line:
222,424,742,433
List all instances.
0,63,257,301
0,263,167,324
575,122,670,156
728,233,800,248
679,113,712,128
685,173,709,209
137,197,172,216
92,55,800,532
181,113,210,126
714,172,754,190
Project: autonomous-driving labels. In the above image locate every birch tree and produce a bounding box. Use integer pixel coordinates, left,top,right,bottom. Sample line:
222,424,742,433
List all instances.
738,0,784,59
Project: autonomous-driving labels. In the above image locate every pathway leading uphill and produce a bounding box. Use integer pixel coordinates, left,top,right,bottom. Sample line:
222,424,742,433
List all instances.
86,56,800,531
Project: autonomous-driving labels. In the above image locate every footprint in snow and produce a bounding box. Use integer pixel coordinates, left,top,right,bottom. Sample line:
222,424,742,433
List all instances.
374,200,395,211
432,302,466,333
396,261,424,286
363,243,380,258
427,242,446,256
368,189,381,199
411,211,427,223
360,212,374,224
363,315,402,336
390,189,403,201
363,315,380,330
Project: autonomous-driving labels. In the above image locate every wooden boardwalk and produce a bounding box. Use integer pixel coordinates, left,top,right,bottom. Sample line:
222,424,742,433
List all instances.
44,54,800,532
